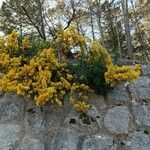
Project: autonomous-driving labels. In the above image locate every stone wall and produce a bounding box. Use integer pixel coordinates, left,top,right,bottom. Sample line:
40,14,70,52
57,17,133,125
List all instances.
0,63,150,150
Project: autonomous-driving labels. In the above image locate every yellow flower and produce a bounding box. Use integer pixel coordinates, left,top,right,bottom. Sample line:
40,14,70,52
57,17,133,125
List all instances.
55,98,62,107
66,74,73,80
105,64,141,86
6,30,19,52
74,101,89,112
22,37,31,49
0,36,5,50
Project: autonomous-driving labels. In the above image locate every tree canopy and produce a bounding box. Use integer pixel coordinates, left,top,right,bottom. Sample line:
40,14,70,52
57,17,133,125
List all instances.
0,0,149,60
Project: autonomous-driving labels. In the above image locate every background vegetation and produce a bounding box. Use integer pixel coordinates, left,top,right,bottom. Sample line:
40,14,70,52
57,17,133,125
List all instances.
0,0,149,60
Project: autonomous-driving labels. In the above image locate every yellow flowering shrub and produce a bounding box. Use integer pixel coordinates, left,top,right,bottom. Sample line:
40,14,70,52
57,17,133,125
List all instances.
6,30,19,54
55,26,89,59
0,30,22,72
105,64,141,86
87,41,141,87
89,42,113,66
0,30,90,111
0,28,141,112
21,36,31,50
56,26,88,51
0,37,5,50
56,27,141,93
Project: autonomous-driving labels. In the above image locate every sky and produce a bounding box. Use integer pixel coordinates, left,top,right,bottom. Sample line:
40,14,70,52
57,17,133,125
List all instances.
0,0,5,36
0,0,137,37
0,0,5,7
0,0,4,36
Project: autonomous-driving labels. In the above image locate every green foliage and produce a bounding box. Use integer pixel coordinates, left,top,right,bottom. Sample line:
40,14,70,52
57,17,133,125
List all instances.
67,59,88,84
29,37,51,56
110,48,122,64
16,37,51,58
68,58,111,95
87,58,111,95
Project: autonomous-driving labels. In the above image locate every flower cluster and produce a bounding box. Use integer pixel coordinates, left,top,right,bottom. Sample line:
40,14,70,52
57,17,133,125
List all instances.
0,32,22,71
6,30,19,54
21,36,31,50
74,101,90,112
105,64,141,86
55,26,88,54
90,42,113,66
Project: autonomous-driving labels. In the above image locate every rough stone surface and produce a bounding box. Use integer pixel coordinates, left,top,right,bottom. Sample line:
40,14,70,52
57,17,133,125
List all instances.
24,106,45,134
87,106,100,118
129,85,150,100
104,106,130,134
0,94,22,122
46,105,70,131
133,105,150,126
129,76,150,100
142,64,150,75
50,128,79,150
0,123,21,150
64,109,78,124
19,135,44,150
0,63,150,149
132,76,150,88
87,93,107,109
107,84,130,103
125,131,150,150
0,90,4,98
82,135,117,150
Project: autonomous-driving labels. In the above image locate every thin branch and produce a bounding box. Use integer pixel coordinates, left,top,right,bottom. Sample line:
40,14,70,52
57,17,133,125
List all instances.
21,5,45,40
64,8,76,30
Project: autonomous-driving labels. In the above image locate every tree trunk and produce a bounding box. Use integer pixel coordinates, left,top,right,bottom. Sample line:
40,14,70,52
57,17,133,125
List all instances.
130,0,149,60
87,0,95,40
37,0,46,40
122,0,133,59
96,0,104,45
